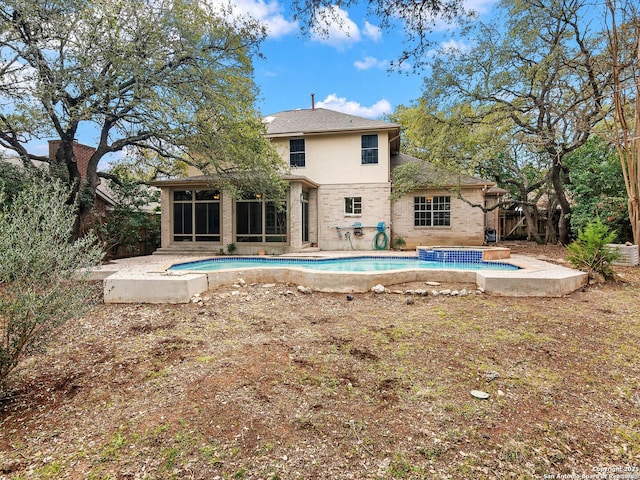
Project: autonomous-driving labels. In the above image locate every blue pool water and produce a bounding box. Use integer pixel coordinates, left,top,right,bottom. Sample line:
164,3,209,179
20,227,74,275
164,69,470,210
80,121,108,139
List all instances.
168,256,520,272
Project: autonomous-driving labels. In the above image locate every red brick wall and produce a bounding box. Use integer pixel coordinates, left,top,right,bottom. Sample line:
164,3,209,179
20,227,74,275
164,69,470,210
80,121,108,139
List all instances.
48,140,96,179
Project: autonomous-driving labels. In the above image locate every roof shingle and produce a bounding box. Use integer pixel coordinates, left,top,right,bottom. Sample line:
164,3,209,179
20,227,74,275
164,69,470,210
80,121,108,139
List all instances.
264,108,400,136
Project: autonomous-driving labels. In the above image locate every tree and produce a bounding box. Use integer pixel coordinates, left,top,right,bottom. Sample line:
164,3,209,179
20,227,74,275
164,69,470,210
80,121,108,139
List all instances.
0,173,103,388
91,179,161,258
388,101,554,243
0,0,284,237
566,136,631,242
605,0,640,244
419,0,612,244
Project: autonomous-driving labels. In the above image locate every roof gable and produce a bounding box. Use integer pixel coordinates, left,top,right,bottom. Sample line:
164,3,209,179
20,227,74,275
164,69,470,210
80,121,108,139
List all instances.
264,108,400,136
391,153,495,188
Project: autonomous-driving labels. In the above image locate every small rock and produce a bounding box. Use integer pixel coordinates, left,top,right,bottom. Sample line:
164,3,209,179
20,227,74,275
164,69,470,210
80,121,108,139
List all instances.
478,287,485,294
451,290,459,296
470,390,490,399
414,289,428,296
371,284,386,294
459,289,468,296
392,290,403,294
406,297,414,305
425,281,441,286
497,390,505,397
431,290,440,296
297,285,312,294
440,289,451,295
346,294,354,301
231,291,241,296
237,278,247,286
485,371,500,382
404,289,415,295
262,283,276,288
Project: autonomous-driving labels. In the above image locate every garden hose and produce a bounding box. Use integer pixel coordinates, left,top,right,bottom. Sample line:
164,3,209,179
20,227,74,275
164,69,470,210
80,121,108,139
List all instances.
373,231,389,250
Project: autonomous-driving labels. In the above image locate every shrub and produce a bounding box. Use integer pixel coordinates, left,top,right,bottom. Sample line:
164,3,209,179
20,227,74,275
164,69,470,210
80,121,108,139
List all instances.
0,175,104,389
91,179,161,258
567,219,620,282
392,237,407,250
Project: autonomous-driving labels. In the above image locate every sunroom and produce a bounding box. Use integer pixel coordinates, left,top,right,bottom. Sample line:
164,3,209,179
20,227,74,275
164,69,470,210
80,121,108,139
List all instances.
152,175,319,255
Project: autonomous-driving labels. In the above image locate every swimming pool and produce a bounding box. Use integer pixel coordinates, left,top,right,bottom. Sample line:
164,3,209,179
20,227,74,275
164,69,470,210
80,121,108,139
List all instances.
168,256,520,273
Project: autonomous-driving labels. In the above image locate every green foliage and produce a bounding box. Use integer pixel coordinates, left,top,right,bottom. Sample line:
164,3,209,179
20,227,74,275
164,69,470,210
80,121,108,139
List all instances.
0,175,103,388
567,219,620,282
415,0,610,243
92,179,161,258
392,237,406,249
566,137,631,243
0,0,284,233
0,162,29,210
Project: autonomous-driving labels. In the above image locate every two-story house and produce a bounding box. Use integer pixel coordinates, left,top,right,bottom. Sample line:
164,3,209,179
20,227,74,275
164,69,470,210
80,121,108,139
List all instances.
153,107,501,254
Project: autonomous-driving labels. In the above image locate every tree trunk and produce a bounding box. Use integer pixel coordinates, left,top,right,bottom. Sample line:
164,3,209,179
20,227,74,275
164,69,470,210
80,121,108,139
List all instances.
629,197,640,245
550,162,572,245
523,205,544,244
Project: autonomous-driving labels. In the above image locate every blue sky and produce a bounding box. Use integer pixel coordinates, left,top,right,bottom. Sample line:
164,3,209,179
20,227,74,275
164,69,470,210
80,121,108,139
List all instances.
244,0,498,118
14,0,497,161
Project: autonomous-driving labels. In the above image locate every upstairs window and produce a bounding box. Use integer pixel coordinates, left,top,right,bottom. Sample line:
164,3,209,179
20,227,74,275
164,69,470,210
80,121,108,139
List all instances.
361,134,378,164
345,197,362,215
414,196,451,226
290,139,305,167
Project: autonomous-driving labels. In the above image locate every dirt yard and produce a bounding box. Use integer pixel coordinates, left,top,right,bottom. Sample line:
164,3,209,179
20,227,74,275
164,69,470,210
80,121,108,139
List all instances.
1,242,639,479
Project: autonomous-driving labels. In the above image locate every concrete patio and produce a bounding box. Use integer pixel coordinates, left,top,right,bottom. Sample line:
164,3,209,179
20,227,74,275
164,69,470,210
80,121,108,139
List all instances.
89,250,589,303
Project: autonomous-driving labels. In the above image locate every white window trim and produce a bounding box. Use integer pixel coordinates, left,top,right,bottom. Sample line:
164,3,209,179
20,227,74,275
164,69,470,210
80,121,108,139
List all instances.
344,196,362,216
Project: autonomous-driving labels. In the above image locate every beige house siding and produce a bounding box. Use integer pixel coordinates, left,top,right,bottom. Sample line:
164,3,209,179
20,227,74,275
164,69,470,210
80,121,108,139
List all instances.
391,188,486,247
272,131,391,185
160,188,171,249
153,109,499,253
317,183,391,250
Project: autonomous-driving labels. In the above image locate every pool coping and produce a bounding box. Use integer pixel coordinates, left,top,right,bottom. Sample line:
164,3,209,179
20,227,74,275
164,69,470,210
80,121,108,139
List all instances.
90,250,588,303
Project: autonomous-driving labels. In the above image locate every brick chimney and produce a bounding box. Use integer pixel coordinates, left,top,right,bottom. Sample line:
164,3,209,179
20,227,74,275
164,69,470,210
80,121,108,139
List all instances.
48,140,96,179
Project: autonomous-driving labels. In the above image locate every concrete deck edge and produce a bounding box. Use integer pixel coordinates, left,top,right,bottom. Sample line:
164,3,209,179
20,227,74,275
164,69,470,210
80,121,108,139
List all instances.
96,253,589,303
104,271,209,304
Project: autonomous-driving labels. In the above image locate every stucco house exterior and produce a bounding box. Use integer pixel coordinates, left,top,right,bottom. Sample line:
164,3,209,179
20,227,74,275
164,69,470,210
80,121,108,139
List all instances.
152,107,501,254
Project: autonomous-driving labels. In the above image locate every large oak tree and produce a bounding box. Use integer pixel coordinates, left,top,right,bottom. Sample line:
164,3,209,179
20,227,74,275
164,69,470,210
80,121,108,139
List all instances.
0,0,283,236
404,0,614,244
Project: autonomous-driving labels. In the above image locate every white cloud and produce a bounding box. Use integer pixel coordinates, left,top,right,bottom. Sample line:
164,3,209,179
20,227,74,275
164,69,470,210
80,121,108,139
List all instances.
362,21,382,42
354,56,389,70
463,0,498,15
419,0,497,32
208,0,298,38
440,39,470,53
310,6,361,48
426,38,471,58
316,93,392,118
